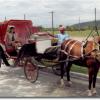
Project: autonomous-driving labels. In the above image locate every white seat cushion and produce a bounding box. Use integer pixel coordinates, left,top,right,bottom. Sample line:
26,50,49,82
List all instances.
36,39,51,53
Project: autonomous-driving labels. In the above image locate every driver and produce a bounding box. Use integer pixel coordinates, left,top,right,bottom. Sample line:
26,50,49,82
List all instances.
48,25,70,45
55,25,70,45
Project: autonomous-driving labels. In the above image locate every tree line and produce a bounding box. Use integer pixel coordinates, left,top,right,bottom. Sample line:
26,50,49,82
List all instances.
37,25,96,32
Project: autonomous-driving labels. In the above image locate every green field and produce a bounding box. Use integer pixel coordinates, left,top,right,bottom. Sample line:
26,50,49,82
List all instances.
52,30,100,37
71,65,87,74
71,64,100,77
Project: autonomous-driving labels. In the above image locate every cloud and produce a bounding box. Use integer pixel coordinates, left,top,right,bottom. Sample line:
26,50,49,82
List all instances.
0,0,100,27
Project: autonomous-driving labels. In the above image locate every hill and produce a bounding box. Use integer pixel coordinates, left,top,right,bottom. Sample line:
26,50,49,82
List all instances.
71,20,100,29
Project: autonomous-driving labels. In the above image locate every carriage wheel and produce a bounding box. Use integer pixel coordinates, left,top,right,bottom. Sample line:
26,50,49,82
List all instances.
24,59,38,83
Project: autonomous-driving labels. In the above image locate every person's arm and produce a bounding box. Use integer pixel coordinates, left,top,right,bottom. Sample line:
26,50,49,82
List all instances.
5,33,15,45
47,32,55,37
4,33,11,45
4,32,7,44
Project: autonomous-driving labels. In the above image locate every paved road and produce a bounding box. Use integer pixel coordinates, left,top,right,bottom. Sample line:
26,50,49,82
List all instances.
0,64,100,98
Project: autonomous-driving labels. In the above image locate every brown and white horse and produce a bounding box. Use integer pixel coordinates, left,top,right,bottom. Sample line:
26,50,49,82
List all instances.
59,36,100,96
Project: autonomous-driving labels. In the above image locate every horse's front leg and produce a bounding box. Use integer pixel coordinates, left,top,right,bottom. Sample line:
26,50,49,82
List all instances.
88,67,93,96
66,63,72,86
60,62,65,87
92,74,97,95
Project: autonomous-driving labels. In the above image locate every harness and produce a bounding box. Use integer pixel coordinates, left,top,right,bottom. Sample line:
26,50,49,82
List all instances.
61,39,100,62
44,40,100,64
91,40,100,61
61,39,83,59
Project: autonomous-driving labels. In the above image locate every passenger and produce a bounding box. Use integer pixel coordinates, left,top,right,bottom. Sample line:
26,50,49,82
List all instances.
5,26,16,47
4,26,21,56
55,25,70,45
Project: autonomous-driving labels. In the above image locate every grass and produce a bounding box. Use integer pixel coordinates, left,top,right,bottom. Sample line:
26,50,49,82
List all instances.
71,65,87,74
68,30,91,37
71,64,100,77
52,30,100,37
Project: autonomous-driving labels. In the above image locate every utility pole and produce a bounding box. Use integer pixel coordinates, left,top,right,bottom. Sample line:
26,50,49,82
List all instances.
24,14,26,20
78,16,81,33
5,16,7,21
95,8,97,28
50,11,54,35
94,8,99,36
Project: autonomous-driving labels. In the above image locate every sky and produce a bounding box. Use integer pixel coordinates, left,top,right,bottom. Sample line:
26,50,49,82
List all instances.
0,0,100,27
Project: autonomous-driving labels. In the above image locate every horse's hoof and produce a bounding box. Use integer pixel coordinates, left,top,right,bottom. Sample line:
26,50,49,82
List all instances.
88,90,92,96
60,79,65,87
68,81,72,85
92,88,97,95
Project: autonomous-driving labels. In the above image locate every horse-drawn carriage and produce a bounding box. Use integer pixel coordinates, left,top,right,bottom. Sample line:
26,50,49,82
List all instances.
1,19,100,96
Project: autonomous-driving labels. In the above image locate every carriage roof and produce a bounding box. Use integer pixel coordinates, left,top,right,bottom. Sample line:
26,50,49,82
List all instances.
0,19,39,44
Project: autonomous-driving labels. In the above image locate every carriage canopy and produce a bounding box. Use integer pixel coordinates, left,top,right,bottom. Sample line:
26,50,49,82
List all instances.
0,19,39,44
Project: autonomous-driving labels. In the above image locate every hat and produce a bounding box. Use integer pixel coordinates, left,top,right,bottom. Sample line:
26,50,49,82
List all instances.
59,25,65,31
